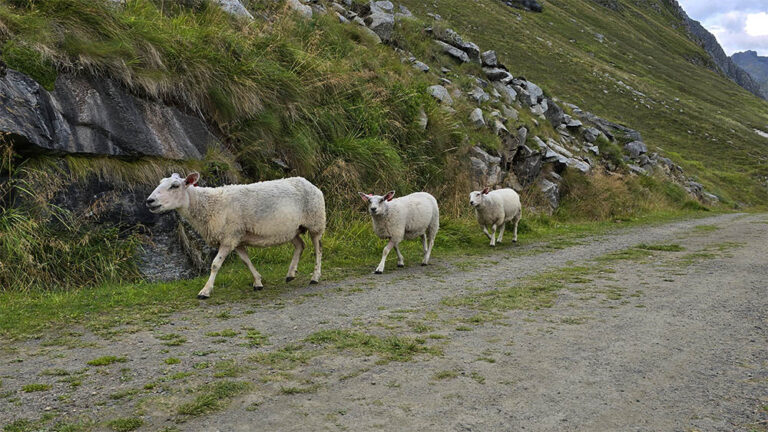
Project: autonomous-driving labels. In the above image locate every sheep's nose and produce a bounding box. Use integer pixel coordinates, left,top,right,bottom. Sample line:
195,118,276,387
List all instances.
146,198,156,204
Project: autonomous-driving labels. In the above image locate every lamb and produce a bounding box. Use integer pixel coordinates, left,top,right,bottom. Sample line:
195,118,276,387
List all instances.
358,191,439,274
469,187,522,246
146,173,326,299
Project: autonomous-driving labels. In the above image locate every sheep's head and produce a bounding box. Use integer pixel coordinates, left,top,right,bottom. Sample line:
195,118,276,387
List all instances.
358,191,395,216
469,187,491,207
146,172,200,213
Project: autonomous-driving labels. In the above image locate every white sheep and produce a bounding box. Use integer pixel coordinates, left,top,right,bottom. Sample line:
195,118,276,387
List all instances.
469,187,521,246
358,191,439,274
146,173,326,299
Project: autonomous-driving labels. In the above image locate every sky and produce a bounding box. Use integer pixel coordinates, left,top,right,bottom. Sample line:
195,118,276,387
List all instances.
677,0,768,56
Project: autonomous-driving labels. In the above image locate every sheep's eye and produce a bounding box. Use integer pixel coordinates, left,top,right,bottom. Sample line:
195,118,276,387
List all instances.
169,184,179,190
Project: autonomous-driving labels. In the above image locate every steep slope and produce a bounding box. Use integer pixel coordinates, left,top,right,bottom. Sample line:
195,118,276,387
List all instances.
732,50,768,100
661,0,764,100
398,0,768,202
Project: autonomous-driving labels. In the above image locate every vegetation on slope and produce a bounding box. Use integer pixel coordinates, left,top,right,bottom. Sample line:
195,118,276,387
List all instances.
0,0,750,295
397,0,768,203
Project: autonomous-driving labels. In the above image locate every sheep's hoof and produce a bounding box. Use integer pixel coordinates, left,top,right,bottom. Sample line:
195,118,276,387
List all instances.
197,294,210,300
513,239,518,243
285,276,295,283
309,280,319,285
397,263,404,268
253,285,263,291
374,270,383,274
421,263,428,266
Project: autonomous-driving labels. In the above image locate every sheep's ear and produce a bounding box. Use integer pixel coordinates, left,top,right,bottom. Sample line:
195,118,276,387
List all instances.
482,187,490,195
358,192,370,202
185,172,200,187
384,191,395,201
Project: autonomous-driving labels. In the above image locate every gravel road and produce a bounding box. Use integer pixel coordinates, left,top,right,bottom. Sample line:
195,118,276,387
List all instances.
2,212,766,431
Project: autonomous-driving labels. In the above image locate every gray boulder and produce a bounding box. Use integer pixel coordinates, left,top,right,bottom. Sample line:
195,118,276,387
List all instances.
544,99,565,127
522,81,543,105
216,0,254,19
365,5,395,41
566,158,591,173
469,146,503,190
483,67,513,82
481,50,498,67
411,60,430,72
505,0,543,12
469,86,490,104
539,178,559,209
624,141,648,158
584,127,600,142
512,144,542,186
0,69,215,159
287,0,313,18
427,85,453,105
436,28,481,62
469,108,485,128
435,41,470,63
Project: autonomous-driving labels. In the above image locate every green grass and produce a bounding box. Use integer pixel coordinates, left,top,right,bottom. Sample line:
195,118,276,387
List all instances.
432,370,459,380
304,329,440,363
176,381,251,417
21,383,51,392
443,266,593,311
86,356,127,366
164,357,181,365
106,417,143,432
205,329,239,338
636,243,685,252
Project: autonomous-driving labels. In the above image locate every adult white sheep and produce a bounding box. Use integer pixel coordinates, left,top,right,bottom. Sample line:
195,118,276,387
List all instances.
146,173,325,299
358,191,439,274
469,187,521,246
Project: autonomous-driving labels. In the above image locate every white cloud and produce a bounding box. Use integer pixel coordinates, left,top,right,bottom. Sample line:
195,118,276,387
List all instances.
745,12,768,37
677,1,768,56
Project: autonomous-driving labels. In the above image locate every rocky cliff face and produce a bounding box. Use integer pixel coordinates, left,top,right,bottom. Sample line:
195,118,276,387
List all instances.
0,69,217,159
662,0,765,100
732,50,768,100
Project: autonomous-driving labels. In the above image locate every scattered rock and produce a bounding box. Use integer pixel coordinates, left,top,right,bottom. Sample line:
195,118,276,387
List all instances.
544,99,565,127
512,144,542,186
435,40,470,63
364,2,395,41
435,28,481,62
624,141,648,158
287,0,313,18
216,0,254,19
583,127,601,143
469,108,485,128
411,60,430,72
469,146,503,190
427,85,453,105
503,0,543,12
469,87,490,104
539,178,559,209
481,50,498,67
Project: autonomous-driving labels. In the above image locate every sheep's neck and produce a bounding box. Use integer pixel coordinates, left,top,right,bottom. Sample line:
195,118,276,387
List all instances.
177,187,216,245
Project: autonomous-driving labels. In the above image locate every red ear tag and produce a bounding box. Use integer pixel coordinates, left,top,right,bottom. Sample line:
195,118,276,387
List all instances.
193,183,198,187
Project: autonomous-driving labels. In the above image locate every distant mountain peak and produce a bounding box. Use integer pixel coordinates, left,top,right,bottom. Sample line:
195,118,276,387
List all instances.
732,51,768,100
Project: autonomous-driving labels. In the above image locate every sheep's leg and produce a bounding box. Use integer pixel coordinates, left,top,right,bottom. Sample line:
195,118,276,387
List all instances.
421,234,428,254
482,226,493,241
375,240,396,274
513,216,519,243
395,244,405,268
286,234,305,282
490,224,497,247
198,245,233,300
423,231,436,266
235,246,263,291
497,223,506,244
310,231,322,284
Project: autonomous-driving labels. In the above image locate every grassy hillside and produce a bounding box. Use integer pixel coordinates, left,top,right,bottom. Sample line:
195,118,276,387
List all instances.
0,0,763,297
398,0,768,203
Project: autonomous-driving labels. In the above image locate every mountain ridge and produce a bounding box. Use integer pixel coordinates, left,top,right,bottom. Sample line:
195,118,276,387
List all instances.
732,50,768,100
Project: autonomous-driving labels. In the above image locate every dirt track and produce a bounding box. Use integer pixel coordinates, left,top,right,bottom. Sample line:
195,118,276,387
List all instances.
2,213,767,431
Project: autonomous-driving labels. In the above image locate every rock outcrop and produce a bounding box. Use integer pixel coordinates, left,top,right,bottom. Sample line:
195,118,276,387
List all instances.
0,69,216,159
